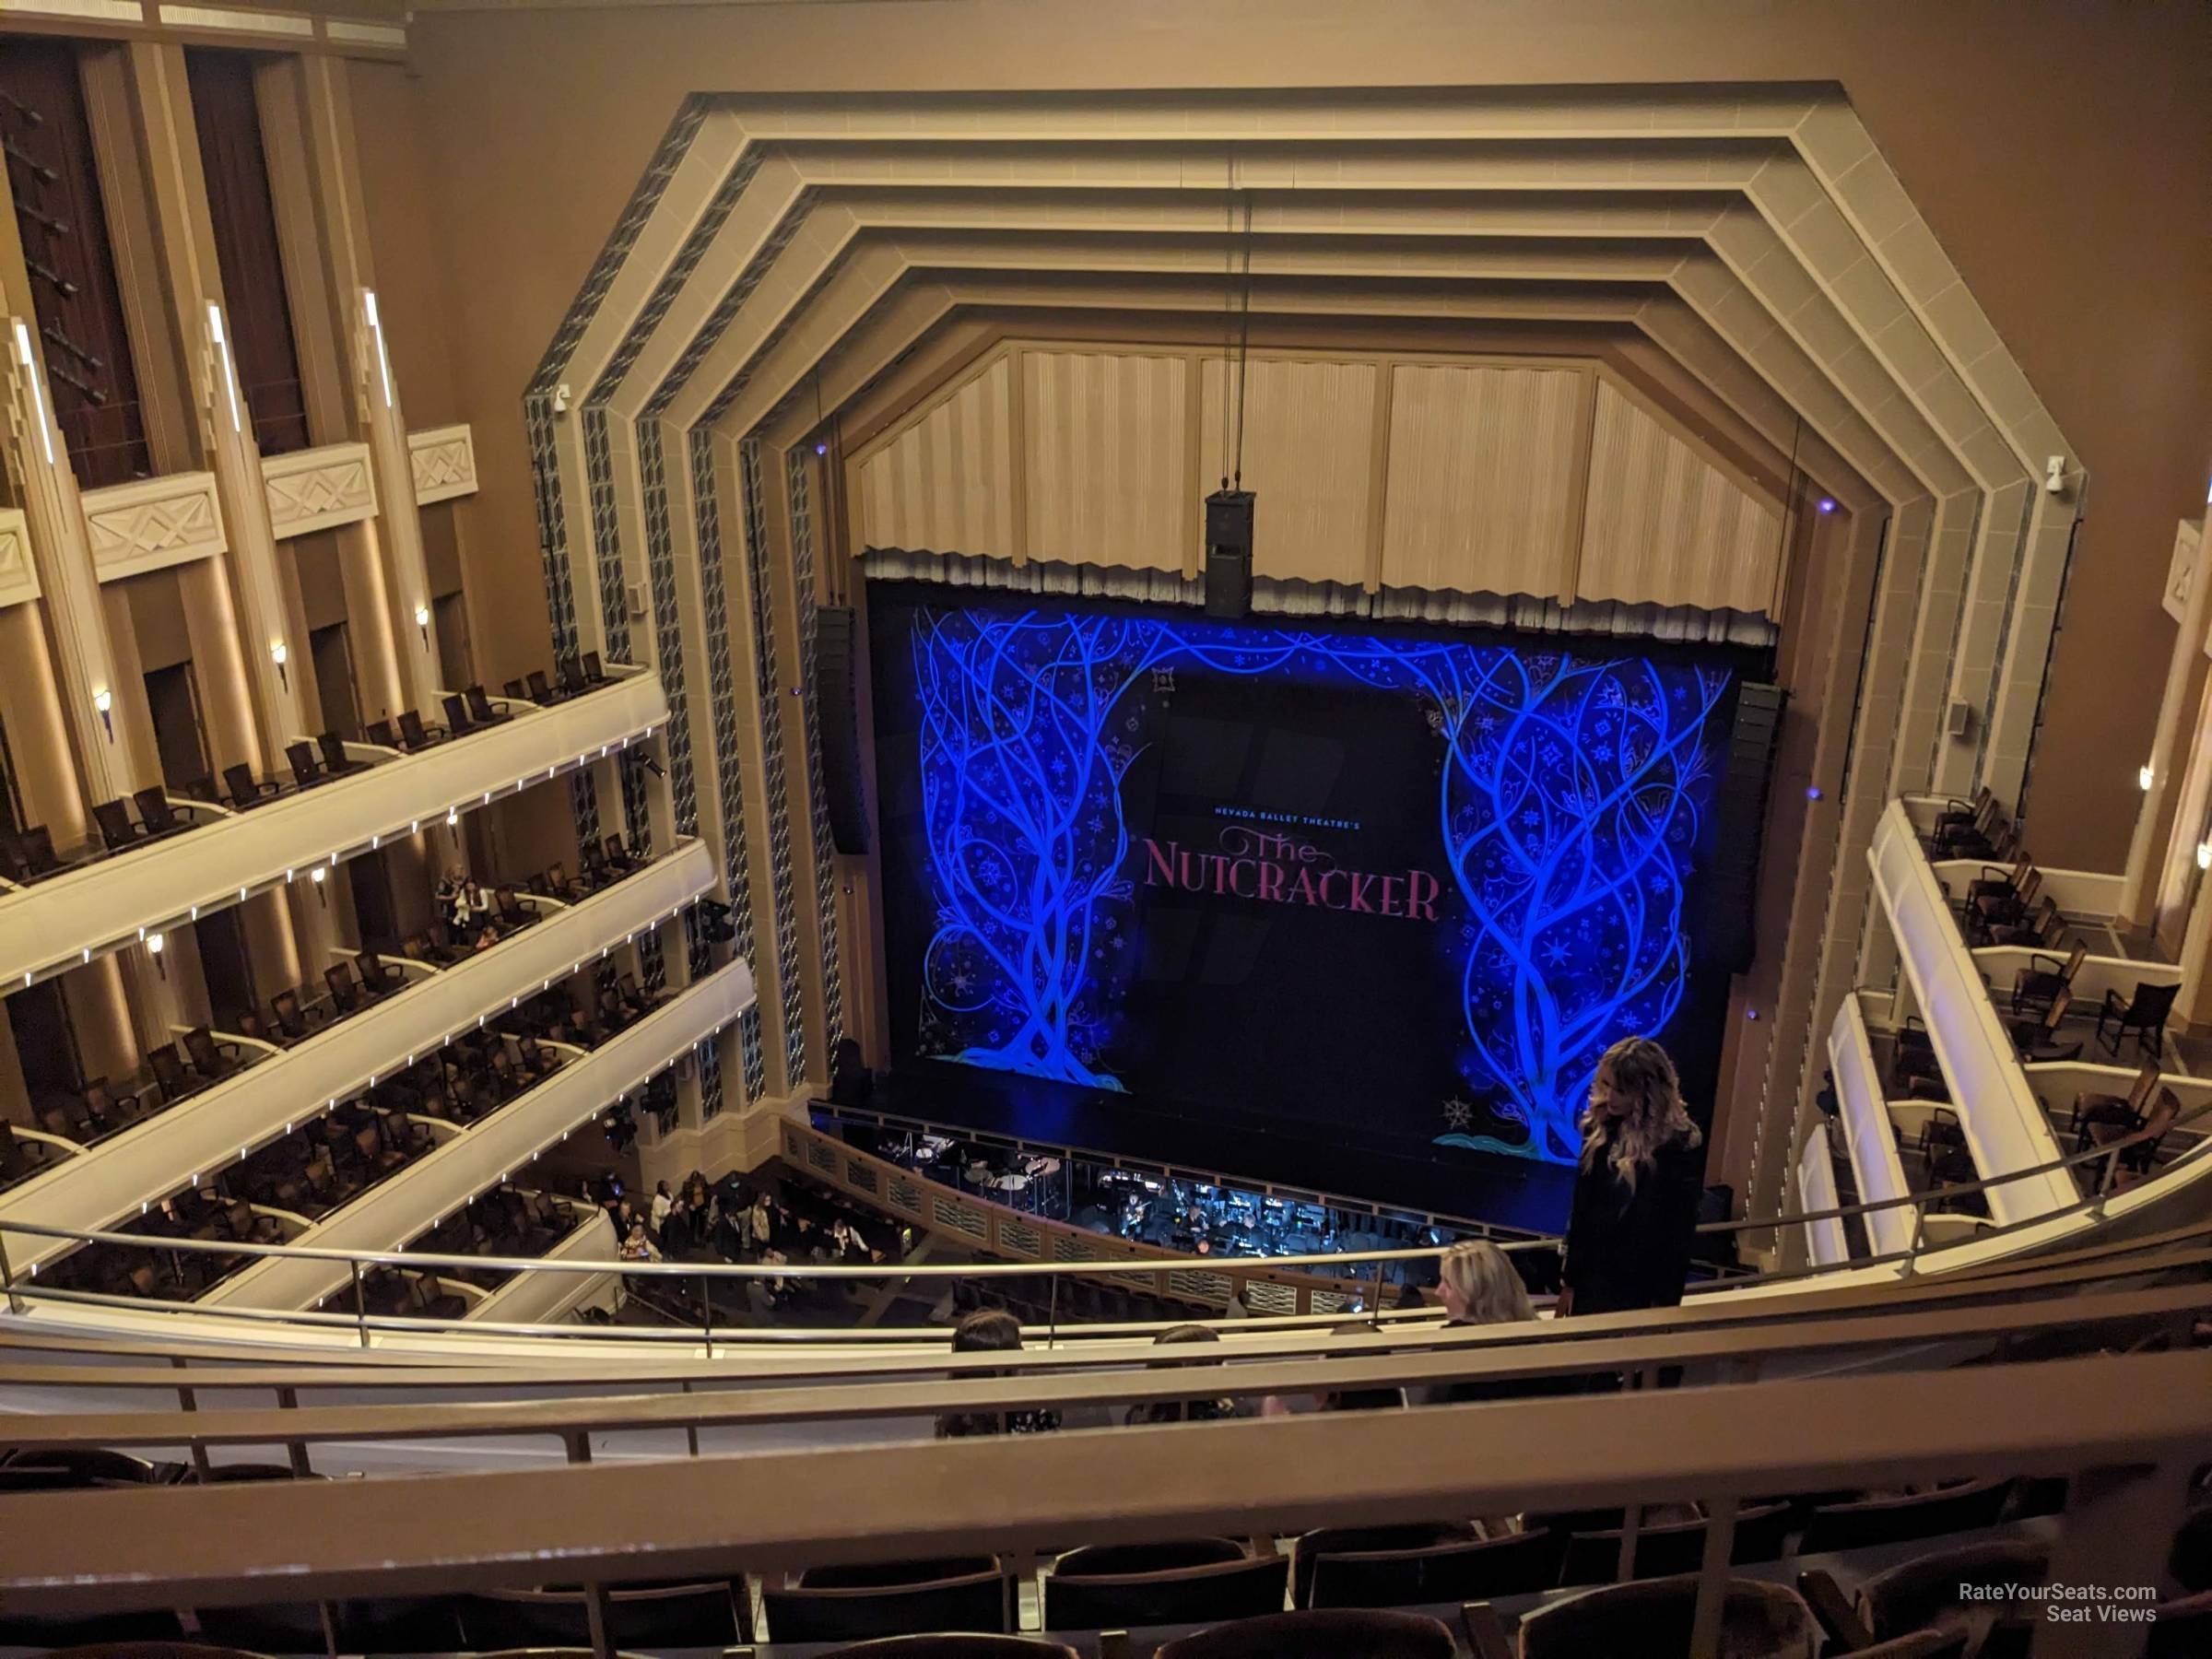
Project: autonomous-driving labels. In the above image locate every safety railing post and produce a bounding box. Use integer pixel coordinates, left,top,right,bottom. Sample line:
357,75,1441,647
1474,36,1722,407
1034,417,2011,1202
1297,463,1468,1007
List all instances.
0,1227,19,1316
700,1274,714,1359
349,1259,370,1348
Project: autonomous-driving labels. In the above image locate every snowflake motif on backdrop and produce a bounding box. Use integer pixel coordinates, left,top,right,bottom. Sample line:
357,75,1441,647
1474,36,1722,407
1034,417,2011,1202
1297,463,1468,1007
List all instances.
911,606,1728,1165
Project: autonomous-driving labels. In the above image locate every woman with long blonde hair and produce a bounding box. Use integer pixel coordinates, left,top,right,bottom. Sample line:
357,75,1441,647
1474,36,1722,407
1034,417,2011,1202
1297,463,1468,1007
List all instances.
1557,1036,1705,1317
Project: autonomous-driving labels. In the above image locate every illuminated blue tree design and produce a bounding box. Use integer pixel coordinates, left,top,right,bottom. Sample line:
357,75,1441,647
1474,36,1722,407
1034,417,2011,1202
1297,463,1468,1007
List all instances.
909,605,1727,1160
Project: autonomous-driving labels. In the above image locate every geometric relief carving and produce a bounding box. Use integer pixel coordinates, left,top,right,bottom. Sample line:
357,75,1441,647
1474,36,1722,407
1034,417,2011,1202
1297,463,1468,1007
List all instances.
81,471,228,583
0,508,38,609
409,423,478,504
262,442,378,540
2162,514,2199,629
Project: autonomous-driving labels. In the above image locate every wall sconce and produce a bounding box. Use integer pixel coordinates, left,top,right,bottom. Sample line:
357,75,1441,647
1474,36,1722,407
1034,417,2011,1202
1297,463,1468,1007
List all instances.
270,641,288,690
147,931,166,979
2139,763,2157,792
92,687,113,742
309,865,327,906
415,602,431,646
2196,842,2210,873
446,806,459,828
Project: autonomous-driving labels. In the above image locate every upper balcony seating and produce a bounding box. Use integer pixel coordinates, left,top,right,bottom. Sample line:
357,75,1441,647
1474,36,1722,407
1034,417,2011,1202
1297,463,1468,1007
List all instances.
0,661,663,993
41,988,605,1304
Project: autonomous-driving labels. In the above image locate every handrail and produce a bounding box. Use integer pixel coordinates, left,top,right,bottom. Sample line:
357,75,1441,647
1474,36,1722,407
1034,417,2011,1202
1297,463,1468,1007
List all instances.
0,1349,2203,1625
1691,1087,2211,1238
8,1279,2207,1458
3,1089,2203,1335
5,1218,2202,1380
5,1227,2206,1368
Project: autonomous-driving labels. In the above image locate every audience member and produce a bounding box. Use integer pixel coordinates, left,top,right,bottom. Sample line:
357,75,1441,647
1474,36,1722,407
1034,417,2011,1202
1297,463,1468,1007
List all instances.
1126,1323,1249,1425
1559,1037,1705,1317
1423,1241,1572,1406
936,1308,1061,1439
618,1222,660,1263
661,1199,693,1260
652,1180,673,1228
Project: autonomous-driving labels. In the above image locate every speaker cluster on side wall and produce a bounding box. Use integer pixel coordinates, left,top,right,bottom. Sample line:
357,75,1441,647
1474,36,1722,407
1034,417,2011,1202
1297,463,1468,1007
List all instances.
1703,682,1787,974
814,606,872,855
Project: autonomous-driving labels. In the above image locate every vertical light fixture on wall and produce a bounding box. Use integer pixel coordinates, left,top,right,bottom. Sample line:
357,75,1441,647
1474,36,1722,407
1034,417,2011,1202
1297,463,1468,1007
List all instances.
206,302,242,434
363,289,394,409
10,319,56,465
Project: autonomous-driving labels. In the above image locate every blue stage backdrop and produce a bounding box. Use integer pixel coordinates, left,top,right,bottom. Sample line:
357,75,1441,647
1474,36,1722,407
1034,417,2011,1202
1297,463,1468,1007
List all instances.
868,587,1742,1166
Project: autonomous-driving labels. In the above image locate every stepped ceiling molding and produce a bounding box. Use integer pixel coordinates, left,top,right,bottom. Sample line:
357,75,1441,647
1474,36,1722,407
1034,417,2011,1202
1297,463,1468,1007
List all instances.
525,82,2082,1173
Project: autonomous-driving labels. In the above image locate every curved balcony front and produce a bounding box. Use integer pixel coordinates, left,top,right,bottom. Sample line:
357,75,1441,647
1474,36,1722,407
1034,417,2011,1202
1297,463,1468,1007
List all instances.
205,957,756,1312
0,667,667,991
0,839,716,1278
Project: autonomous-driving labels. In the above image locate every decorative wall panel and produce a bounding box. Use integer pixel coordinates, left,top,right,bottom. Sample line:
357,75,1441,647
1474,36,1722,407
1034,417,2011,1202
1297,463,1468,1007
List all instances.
1577,382,1784,617
857,356,1015,558
1379,364,1584,600
1197,356,1377,586
1020,350,1189,572
81,471,227,583
738,437,806,1090
263,441,376,539
0,510,39,610
407,423,479,504
788,449,843,1052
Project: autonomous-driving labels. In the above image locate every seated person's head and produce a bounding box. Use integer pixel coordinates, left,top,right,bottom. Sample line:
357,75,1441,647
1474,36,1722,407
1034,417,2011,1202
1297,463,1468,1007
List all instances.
1132,1324,1236,1424
1436,1241,1535,1325
951,1307,1024,1354
1322,1322,1406,1412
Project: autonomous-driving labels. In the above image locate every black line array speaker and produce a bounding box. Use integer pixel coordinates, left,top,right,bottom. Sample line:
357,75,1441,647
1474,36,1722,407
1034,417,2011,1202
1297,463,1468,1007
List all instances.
1203,488,1254,619
814,605,871,855
1703,681,1787,974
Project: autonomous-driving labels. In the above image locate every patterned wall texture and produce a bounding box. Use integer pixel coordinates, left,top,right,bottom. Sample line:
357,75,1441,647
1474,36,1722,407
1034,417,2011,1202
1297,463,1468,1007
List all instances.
689,426,769,1104
739,437,809,1091
786,450,845,1050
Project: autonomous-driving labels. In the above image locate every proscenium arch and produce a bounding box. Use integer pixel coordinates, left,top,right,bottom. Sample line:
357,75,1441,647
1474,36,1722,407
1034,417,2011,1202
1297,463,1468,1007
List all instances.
525,84,2081,1244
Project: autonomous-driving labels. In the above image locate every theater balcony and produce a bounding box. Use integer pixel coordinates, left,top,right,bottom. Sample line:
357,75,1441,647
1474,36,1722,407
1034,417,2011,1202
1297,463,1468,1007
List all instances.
0,664,667,992
0,838,718,1280
1788,794,2211,1280
204,957,752,1313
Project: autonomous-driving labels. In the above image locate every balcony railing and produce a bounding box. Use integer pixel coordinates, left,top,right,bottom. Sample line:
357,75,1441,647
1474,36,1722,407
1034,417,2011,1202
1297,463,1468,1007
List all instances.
1823,992,1914,1256
1866,800,2078,1223
0,839,715,1277
466,1207,619,1327
0,665,666,990
206,956,756,1312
